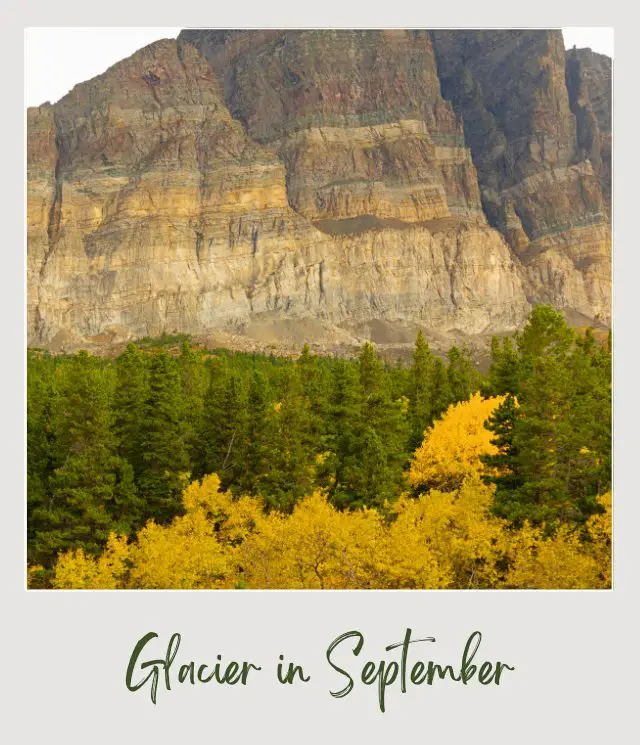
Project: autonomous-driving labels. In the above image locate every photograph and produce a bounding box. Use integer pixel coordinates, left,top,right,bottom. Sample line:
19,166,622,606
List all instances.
26,27,612,590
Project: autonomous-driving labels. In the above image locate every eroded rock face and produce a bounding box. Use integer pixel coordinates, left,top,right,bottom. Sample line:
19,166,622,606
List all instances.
27,31,611,350
430,30,611,322
179,30,485,226
28,40,331,344
565,46,612,211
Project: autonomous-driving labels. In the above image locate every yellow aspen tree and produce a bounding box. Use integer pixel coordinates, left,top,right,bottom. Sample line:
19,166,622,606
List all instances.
504,523,601,589
52,533,130,589
125,475,237,589
239,492,387,589
49,474,610,591
387,476,507,588
409,393,505,492
585,491,612,588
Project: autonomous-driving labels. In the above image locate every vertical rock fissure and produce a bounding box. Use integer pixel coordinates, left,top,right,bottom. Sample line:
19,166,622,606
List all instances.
43,125,62,277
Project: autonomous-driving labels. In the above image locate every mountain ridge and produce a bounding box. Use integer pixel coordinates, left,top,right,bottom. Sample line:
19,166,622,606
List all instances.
27,30,611,354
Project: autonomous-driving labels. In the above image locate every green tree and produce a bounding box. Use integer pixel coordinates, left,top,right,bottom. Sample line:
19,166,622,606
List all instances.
137,351,191,522
431,358,453,420
409,330,436,447
482,336,521,396
179,340,208,462
330,344,410,509
27,353,59,564
483,306,610,526
237,371,273,497
296,344,330,450
447,344,481,403
198,361,248,489
261,366,315,511
114,342,149,478
326,359,362,505
481,393,523,499
32,352,138,566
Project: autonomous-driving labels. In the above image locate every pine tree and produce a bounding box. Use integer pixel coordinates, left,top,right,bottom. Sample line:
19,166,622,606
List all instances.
114,342,149,478
388,357,411,407
480,393,523,496
482,336,521,396
297,343,330,450
261,366,314,511
326,359,362,506
238,371,273,496
137,351,191,522
409,330,436,447
447,345,481,403
179,340,208,463
198,361,248,489
483,306,610,526
562,330,611,509
430,358,453,420
33,352,139,566
360,344,410,505
516,304,575,369
329,343,409,509
27,352,59,564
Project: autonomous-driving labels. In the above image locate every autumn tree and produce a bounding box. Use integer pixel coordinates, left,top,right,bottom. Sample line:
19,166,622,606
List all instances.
50,475,611,591
30,305,611,588
410,393,505,493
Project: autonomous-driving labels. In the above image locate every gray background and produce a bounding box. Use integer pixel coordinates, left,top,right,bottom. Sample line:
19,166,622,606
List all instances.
4,3,635,742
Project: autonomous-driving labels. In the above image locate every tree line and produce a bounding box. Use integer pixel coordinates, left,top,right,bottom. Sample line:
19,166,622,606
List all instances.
47,396,611,590
27,305,611,583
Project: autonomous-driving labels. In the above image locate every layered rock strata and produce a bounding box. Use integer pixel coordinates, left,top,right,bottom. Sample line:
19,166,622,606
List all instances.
430,30,611,321
26,30,611,350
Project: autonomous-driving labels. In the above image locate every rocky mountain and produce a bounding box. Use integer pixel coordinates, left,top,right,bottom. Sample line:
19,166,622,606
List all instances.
27,30,611,353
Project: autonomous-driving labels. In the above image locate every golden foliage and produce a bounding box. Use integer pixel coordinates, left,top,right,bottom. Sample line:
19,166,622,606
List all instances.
409,393,505,491
50,473,611,590
53,534,130,589
585,492,612,588
387,476,507,588
503,492,611,589
239,492,388,589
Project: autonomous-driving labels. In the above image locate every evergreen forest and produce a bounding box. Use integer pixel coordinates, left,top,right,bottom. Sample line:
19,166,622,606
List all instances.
26,305,612,589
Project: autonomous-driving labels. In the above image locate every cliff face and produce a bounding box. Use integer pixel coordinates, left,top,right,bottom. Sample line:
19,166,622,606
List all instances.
180,30,484,225
28,40,330,344
565,46,612,209
27,30,611,350
431,30,611,322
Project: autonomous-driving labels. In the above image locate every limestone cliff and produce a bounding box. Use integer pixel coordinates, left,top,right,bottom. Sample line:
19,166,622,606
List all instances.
26,30,611,351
